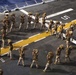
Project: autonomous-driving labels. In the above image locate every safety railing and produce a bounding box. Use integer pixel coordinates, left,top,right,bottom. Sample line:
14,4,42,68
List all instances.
0,0,55,13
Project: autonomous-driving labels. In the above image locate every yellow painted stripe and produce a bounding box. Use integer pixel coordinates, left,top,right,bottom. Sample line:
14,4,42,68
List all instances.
64,20,76,28
1,20,76,55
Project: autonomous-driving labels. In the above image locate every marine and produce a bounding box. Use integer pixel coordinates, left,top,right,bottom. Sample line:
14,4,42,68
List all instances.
65,45,73,62
34,13,39,28
30,49,39,68
1,28,6,48
10,13,16,32
54,44,64,64
26,12,32,29
57,23,65,39
17,46,25,66
8,39,13,59
47,20,54,34
41,13,46,29
43,51,54,72
2,14,10,33
19,14,25,30
54,21,60,35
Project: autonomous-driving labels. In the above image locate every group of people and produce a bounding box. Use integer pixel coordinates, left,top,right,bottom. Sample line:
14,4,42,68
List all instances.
0,43,73,74
16,42,73,72
0,12,75,73
1,12,74,49
1,12,47,48
5,28,74,72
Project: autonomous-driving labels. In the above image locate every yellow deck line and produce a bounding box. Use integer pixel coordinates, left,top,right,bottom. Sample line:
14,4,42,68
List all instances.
1,20,76,55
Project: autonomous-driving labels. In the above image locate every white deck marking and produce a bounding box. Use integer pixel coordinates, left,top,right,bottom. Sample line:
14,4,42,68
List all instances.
44,0,55,3
45,23,49,28
70,39,76,44
20,9,49,28
46,8,73,18
20,9,35,19
19,9,28,15
0,58,5,62
20,9,50,28
63,33,76,45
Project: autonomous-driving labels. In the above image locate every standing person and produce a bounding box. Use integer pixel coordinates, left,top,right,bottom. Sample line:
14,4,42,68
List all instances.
66,39,70,49
70,24,74,31
65,45,72,62
19,14,25,30
69,27,73,40
2,14,10,34
8,39,13,59
66,29,70,48
66,28,73,42
57,23,65,39
30,49,39,68
54,44,64,64
1,29,6,48
4,14,10,33
65,28,73,48
54,21,60,35
34,13,39,28
47,20,54,34
2,24,7,35
43,51,54,72
10,13,16,32
2,17,7,33
41,13,46,29
26,12,32,29
0,69,3,75
17,46,25,66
